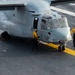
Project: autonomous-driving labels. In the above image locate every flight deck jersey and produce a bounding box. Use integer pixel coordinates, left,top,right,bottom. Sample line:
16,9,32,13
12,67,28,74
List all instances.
71,27,75,34
33,31,39,39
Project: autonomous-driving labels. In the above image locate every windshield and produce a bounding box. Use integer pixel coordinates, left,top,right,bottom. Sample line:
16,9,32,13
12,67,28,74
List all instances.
58,17,68,27
46,17,68,29
41,16,68,30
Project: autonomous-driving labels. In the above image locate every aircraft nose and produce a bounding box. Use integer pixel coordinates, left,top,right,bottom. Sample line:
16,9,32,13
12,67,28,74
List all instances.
53,27,72,41
60,32,71,41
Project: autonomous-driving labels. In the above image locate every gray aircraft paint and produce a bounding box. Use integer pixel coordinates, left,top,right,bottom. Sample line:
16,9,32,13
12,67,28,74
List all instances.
0,0,72,46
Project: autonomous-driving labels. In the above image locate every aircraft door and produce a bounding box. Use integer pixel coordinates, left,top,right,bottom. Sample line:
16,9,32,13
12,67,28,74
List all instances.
33,17,39,29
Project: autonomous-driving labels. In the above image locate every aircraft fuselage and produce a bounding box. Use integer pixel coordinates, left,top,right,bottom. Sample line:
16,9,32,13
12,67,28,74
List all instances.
0,0,72,48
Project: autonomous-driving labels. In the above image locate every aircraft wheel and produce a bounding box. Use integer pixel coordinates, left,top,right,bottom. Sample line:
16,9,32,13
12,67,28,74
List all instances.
58,45,65,51
1,32,11,40
62,46,65,51
58,46,62,51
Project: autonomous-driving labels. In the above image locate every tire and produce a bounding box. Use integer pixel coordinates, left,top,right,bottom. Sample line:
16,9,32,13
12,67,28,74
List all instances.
58,46,62,51
62,46,65,51
1,32,11,40
58,46,65,51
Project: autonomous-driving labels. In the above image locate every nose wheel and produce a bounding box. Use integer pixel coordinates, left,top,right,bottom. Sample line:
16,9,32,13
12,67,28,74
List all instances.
58,43,66,51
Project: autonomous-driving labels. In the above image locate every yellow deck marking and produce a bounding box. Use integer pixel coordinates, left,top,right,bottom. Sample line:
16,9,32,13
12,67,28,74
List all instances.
39,41,75,56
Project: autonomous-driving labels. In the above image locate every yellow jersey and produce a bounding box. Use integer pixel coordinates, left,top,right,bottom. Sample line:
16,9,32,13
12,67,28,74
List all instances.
33,31,39,39
71,27,75,34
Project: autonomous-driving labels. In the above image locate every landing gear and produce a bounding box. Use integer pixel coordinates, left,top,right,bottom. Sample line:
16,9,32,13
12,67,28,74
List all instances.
58,45,65,51
1,32,11,40
58,42,66,51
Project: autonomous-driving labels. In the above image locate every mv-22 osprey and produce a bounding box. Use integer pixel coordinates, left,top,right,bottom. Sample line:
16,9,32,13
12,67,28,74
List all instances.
0,0,72,51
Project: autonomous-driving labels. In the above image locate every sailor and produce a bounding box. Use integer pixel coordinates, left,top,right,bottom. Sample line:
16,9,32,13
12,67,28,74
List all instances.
71,26,75,47
32,29,39,51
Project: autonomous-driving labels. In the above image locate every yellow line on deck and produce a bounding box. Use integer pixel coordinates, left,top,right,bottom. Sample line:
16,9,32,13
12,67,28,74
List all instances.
47,43,75,56
39,41,75,56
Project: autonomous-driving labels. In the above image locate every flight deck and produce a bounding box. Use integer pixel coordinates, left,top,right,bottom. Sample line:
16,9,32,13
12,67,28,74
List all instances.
0,1,75,75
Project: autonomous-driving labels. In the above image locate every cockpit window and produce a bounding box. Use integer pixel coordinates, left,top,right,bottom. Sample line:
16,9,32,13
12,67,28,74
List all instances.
47,17,68,29
42,19,46,24
41,16,68,30
41,19,47,30
52,19,59,28
58,17,68,27
47,20,54,29
50,19,68,29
